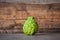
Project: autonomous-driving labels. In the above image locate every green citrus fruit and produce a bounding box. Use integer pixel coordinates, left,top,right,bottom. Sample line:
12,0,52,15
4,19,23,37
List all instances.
23,16,38,36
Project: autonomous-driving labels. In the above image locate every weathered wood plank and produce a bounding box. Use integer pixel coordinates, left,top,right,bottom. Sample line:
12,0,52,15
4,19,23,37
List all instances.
0,3,60,33
0,0,60,4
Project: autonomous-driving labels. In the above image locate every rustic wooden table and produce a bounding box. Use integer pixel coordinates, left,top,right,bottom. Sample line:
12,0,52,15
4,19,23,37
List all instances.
0,33,60,40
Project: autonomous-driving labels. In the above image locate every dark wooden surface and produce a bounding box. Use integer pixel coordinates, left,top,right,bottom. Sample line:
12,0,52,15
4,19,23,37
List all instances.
0,33,60,40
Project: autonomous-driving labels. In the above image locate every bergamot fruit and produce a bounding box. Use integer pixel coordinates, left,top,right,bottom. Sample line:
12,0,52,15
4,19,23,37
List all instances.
23,16,38,35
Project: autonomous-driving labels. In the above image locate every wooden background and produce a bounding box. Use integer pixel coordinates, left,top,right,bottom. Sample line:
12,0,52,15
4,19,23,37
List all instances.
0,2,60,33
0,0,60,4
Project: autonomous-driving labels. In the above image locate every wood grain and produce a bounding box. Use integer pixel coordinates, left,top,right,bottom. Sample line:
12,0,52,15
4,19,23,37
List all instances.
0,2,60,33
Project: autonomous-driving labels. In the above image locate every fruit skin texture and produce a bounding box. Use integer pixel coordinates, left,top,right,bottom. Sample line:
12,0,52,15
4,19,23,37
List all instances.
23,16,38,36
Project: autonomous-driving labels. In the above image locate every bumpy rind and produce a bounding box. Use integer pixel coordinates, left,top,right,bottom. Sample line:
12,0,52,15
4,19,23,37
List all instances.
23,16,38,35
